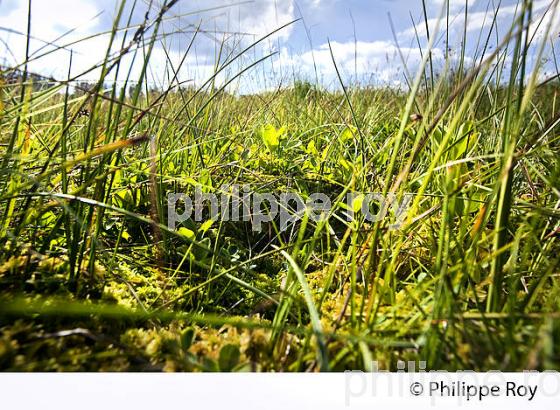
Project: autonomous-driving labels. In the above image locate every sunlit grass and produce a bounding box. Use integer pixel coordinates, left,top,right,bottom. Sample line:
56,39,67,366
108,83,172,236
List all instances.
0,0,559,371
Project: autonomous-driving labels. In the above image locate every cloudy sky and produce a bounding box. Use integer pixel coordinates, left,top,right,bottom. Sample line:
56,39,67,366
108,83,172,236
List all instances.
0,0,558,92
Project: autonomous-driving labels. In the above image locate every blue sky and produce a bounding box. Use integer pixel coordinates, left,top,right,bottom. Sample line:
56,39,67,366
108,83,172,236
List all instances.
0,0,558,92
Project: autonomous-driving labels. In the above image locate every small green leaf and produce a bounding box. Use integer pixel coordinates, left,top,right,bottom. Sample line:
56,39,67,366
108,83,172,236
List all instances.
200,219,214,233
219,344,240,372
178,227,195,240
261,124,284,151
352,194,365,214
306,140,319,156
180,328,195,350
121,230,131,241
340,127,356,143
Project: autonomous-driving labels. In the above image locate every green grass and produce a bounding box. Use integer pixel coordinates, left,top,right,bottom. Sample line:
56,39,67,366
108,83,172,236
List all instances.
0,0,559,371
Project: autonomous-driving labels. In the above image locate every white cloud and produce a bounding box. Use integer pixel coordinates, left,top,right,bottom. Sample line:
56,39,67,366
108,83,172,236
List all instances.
0,0,100,37
275,40,445,87
308,0,335,8
0,0,106,79
529,1,560,43
400,0,556,40
175,0,295,45
0,0,297,87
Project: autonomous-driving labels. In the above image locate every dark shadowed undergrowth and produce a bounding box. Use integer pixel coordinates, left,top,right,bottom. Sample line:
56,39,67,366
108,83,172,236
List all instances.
0,0,559,371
